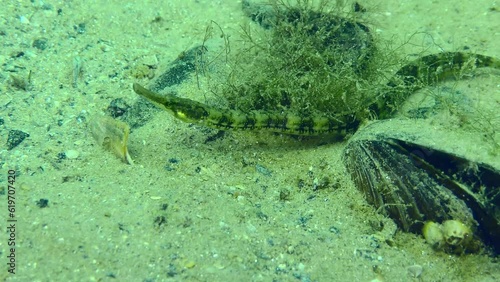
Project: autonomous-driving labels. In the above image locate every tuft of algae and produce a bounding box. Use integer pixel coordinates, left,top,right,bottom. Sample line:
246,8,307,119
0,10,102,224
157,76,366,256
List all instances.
211,0,399,125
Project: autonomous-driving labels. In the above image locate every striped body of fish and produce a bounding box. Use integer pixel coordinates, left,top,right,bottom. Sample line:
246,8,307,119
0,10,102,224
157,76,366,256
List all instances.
133,52,500,137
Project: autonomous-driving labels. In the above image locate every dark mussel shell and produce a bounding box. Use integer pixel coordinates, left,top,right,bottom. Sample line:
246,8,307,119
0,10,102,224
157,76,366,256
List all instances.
343,137,500,254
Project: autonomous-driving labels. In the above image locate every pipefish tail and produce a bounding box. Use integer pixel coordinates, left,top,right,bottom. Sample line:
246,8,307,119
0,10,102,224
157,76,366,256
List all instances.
133,52,500,137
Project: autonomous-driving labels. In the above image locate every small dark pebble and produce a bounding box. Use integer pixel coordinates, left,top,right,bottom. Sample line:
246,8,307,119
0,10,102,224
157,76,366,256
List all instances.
293,273,311,282
74,23,86,34
168,158,179,164
167,263,177,277
108,72,119,79
256,211,268,220
10,74,31,91
107,98,129,118
154,215,167,227
57,152,66,161
6,129,29,150
118,223,127,231
164,165,175,171
298,214,313,226
279,188,292,201
329,226,340,234
204,130,225,143
36,198,49,208
256,164,272,176
41,3,53,10
76,113,86,123
297,179,305,189
32,38,48,50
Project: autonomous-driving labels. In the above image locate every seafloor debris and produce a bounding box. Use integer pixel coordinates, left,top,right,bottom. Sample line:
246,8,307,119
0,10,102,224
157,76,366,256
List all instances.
89,116,133,164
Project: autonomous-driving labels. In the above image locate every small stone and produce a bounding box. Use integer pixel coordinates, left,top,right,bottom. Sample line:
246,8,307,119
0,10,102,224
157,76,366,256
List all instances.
19,16,30,24
65,149,80,159
142,54,158,67
74,23,86,34
407,264,423,278
106,98,129,118
184,261,196,269
33,38,48,50
6,129,29,150
57,152,66,160
36,198,49,208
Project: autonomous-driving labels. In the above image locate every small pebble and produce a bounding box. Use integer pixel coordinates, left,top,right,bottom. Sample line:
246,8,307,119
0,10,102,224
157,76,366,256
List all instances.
255,164,272,176
184,261,196,269
407,264,423,278
142,54,158,67
75,23,86,34
33,38,48,50
65,149,80,159
6,129,29,150
36,198,49,208
19,16,30,24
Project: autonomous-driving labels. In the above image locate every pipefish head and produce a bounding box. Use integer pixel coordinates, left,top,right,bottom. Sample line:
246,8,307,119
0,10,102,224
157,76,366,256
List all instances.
133,83,210,123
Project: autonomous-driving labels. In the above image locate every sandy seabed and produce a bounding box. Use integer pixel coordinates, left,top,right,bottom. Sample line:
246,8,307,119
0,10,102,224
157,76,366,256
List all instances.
0,0,499,281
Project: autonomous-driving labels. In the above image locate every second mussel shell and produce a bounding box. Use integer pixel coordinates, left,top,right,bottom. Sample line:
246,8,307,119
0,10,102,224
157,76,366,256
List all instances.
343,119,500,254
